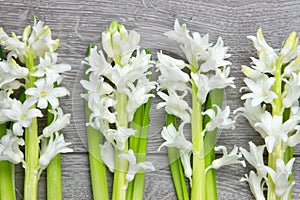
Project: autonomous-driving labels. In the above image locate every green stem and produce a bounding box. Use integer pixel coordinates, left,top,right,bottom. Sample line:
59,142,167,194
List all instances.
47,105,62,200
204,89,224,200
0,124,16,200
166,114,189,200
24,52,39,200
84,44,109,200
191,65,205,200
268,58,284,200
112,92,128,200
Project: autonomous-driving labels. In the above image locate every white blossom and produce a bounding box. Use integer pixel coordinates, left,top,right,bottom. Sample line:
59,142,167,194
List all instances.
287,125,300,147
280,31,299,64
202,105,235,131
100,142,115,172
88,96,116,125
42,107,71,137
191,72,210,103
0,58,28,89
254,113,299,153
200,37,231,72
156,52,189,92
39,132,73,169
241,75,277,106
206,146,246,172
0,129,24,164
265,158,295,198
2,98,43,136
164,19,210,65
32,52,71,83
0,19,59,63
25,78,69,109
83,46,112,78
157,90,191,122
282,72,300,108
240,171,266,200
111,50,152,92
247,28,277,74
81,73,114,111
102,21,140,66
158,123,192,151
119,149,155,190
234,99,266,128
105,126,136,150
241,65,264,80
283,55,300,76
240,142,267,177
124,76,156,122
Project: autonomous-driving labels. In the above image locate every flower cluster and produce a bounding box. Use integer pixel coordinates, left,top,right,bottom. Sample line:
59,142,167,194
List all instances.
237,29,300,199
156,19,243,185
0,19,72,173
81,21,155,188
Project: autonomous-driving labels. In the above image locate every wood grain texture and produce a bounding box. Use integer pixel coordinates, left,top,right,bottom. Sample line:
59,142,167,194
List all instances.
1,0,300,199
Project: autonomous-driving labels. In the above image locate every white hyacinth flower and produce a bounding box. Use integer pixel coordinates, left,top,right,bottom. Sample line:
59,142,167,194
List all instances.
25,78,70,109
287,125,300,147
241,65,264,80
83,46,112,78
240,171,266,200
2,98,43,136
265,158,295,198
42,107,71,138
0,129,24,164
88,96,116,125
192,68,235,104
119,149,155,190
111,50,152,92
206,146,246,172
0,58,29,89
241,75,277,106
191,72,210,103
282,72,300,108
100,141,115,172
254,113,299,153
105,126,136,150
164,19,211,65
80,73,114,110
32,52,71,83
200,37,231,72
202,105,235,132
39,132,73,169
157,122,193,183
0,18,59,63
157,90,191,122
234,99,266,128
156,52,189,92
102,21,140,66
240,142,267,178
247,28,277,74
125,77,156,122
280,31,299,64
283,55,300,76
158,123,192,151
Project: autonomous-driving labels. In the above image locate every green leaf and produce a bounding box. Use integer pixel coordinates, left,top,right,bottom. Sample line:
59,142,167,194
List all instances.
84,44,109,200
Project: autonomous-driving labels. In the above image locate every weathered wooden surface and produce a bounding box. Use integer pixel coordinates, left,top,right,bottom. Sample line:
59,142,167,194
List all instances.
1,0,300,199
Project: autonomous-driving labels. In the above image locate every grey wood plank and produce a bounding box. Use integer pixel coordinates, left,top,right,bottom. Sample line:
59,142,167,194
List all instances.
0,0,300,199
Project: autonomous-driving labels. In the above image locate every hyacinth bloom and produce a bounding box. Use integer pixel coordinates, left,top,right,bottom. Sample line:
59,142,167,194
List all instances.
237,29,300,200
0,18,71,200
81,21,155,200
156,19,241,200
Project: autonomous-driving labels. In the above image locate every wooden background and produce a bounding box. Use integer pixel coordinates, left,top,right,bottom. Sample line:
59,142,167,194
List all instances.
1,0,300,199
